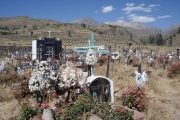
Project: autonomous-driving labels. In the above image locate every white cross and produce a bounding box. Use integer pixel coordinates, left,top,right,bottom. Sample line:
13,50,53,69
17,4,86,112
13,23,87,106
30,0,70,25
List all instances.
48,30,51,38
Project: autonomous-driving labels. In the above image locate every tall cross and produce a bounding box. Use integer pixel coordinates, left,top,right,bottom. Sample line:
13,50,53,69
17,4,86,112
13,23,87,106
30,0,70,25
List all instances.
89,33,95,75
88,33,95,49
91,33,94,48
48,30,51,38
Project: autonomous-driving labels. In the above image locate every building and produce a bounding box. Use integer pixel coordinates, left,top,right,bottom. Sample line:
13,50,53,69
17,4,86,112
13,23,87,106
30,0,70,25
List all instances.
32,37,62,61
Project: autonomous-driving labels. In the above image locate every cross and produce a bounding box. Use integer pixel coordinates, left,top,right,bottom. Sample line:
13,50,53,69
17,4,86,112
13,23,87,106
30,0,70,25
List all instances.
48,30,51,38
89,33,95,75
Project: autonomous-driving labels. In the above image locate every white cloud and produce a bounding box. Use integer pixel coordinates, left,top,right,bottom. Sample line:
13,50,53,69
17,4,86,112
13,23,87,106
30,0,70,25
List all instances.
126,3,135,7
128,14,156,23
122,3,159,14
157,15,171,19
105,19,147,29
102,5,114,13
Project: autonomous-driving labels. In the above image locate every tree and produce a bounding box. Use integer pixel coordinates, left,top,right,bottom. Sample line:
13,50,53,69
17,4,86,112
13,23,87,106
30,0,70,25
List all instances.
155,33,164,45
177,27,180,34
149,35,155,44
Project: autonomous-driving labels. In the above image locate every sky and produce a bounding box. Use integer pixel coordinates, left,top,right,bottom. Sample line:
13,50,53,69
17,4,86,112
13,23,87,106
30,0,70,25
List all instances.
0,0,180,29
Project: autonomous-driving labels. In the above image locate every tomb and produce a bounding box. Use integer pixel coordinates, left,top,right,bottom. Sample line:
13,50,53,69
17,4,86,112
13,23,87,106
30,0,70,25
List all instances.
86,75,114,103
32,37,62,61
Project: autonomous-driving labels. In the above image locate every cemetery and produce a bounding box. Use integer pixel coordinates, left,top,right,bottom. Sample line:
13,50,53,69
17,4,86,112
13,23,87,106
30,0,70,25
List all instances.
0,33,180,120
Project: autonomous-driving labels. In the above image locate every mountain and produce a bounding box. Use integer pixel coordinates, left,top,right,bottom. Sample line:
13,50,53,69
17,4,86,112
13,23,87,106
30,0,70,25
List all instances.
163,25,180,47
105,20,162,39
163,24,180,35
72,17,101,26
0,16,60,28
0,16,134,47
0,16,179,47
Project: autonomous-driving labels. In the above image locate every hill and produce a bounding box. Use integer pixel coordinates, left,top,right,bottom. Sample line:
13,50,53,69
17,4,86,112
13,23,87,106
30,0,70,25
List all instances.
0,16,59,28
0,16,179,47
0,16,134,47
163,25,180,47
72,17,101,26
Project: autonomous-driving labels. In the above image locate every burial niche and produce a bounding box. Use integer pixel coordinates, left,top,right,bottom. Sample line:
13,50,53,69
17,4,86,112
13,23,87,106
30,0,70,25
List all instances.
88,76,114,103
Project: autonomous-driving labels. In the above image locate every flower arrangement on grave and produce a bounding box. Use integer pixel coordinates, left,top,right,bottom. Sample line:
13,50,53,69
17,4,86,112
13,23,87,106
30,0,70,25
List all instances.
85,49,97,65
28,61,87,93
167,62,180,78
120,86,149,112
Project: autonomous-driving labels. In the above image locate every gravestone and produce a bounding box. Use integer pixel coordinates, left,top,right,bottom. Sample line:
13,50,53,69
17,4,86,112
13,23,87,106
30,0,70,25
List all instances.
86,76,114,103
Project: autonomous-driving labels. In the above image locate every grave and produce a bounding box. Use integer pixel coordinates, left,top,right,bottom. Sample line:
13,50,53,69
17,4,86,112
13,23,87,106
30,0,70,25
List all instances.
32,37,62,61
86,75,114,103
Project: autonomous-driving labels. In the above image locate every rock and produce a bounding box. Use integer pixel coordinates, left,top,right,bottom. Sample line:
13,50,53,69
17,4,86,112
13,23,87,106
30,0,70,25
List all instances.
89,114,102,120
42,109,54,120
133,110,144,120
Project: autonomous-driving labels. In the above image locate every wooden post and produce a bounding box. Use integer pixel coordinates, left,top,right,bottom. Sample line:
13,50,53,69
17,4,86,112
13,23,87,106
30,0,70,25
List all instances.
128,43,132,50
163,59,166,70
88,65,91,77
106,46,111,77
138,63,142,73
19,51,21,65
177,49,179,57
118,46,121,63
12,57,13,65
64,45,67,62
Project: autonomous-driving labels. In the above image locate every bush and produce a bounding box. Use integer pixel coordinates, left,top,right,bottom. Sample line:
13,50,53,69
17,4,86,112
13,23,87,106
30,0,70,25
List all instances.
12,81,30,100
93,103,133,120
19,104,38,120
0,73,21,86
120,86,149,112
55,92,134,120
167,62,180,78
56,93,95,120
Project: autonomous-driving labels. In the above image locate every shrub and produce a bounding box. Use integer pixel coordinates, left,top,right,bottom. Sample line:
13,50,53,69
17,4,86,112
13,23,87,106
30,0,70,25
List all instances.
12,81,30,100
167,62,180,78
93,103,133,120
19,103,38,120
0,73,21,86
55,92,134,120
56,93,95,120
120,86,149,112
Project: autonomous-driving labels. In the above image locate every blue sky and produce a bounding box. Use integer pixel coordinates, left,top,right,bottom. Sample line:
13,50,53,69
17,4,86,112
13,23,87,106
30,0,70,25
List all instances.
0,0,179,29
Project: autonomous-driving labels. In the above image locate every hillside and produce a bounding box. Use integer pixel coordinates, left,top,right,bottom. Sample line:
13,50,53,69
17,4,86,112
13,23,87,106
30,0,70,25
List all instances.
0,16,179,47
0,16,59,28
0,16,134,47
164,25,180,47
72,17,101,26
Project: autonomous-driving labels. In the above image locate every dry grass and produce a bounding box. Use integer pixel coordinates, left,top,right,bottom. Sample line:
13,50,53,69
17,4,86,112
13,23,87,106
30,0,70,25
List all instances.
0,45,179,119
0,85,20,120
94,54,180,120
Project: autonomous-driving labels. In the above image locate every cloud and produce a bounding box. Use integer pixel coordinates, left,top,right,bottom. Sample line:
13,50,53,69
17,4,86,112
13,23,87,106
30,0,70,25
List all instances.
105,19,147,29
157,15,171,19
102,5,114,13
122,3,159,14
104,3,172,29
128,14,156,23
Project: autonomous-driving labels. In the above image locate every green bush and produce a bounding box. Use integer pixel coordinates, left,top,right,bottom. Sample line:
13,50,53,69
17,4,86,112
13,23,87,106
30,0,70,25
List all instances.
56,93,133,120
19,104,37,120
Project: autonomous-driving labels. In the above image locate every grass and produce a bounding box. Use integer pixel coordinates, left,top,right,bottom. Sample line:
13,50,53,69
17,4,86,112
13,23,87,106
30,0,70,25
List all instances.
94,49,180,120
0,45,180,119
